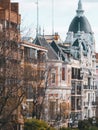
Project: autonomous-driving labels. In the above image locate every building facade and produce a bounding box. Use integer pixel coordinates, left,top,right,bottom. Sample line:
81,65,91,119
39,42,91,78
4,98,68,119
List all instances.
0,0,21,41
96,53,98,117
20,40,48,119
34,37,71,127
65,0,97,121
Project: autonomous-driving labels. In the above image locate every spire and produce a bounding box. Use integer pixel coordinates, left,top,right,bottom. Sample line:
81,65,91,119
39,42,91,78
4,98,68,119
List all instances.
76,0,84,17
78,0,82,10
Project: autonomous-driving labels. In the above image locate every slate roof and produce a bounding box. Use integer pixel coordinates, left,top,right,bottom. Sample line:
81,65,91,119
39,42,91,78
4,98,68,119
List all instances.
73,39,86,50
68,16,92,34
51,41,69,63
33,37,58,60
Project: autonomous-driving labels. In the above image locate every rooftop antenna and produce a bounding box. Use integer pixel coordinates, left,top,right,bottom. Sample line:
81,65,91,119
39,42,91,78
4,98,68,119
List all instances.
43,26,45,37
36,0,39,37
52,0,54,36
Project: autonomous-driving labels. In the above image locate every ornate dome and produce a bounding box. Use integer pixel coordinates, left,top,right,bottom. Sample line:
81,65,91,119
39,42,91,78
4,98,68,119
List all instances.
68,16,92,33
68,0,92,34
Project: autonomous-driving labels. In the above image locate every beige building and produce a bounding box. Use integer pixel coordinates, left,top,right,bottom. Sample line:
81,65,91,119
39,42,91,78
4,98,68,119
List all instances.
34,37,71,128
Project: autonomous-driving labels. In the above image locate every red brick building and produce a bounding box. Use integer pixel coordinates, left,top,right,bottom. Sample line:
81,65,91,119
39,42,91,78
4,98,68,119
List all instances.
0,0,21,41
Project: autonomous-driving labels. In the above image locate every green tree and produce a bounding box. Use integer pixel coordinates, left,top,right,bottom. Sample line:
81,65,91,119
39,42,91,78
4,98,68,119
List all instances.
24,118,51,130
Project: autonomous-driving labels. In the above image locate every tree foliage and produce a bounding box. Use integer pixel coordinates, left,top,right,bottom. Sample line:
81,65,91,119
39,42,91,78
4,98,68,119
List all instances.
78,118,98,130
24,118,56,130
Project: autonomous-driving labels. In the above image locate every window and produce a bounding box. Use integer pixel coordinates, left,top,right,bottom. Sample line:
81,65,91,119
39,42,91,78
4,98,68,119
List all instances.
51,73,56,83
24,47,37,62
26,101,33,118
71,97,75,110
88,93,90,102
72,82,75,94
0,23,2,32
26,86,33,99
49,101,56,119
62,67,65,80
77,82,81,94
72,67,81,79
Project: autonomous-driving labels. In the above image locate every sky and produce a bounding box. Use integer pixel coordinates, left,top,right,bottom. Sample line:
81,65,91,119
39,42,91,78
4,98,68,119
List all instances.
11,0,98,52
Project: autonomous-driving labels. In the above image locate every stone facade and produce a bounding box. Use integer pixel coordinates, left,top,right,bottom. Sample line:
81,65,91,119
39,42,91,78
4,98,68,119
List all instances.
64,0,97,122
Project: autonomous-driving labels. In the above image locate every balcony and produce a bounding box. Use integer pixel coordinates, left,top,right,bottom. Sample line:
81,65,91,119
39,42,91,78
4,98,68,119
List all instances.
91,85,97,90
71,90,75,95
77,90,81,95
83,85,89,89
77,106,81,110
92,101,96,106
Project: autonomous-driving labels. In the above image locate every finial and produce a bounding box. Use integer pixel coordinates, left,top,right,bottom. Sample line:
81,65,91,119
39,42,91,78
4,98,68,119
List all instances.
76,0,84,17
78,0,82,10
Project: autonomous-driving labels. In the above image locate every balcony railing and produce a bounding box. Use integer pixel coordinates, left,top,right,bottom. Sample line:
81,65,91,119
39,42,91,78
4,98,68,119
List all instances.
83,85,89,89
84,85,97,90
77,90,81,95
71,90,75,94
77,106,81,110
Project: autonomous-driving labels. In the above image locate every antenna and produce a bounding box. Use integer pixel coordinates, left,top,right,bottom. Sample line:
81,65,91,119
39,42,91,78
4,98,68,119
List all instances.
43,26,45,37
52,0,54,36
36,0,39,36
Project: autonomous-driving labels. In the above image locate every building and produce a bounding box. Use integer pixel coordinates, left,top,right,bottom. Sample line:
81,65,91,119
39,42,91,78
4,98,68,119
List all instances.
0,1,21,129
64,0,97,122
0,0,21,41
20,40,48,120
34,36,71,127
96,53,98,117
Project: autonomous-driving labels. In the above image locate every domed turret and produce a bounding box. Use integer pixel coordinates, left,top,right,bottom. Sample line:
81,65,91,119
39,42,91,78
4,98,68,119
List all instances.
68,0,92,34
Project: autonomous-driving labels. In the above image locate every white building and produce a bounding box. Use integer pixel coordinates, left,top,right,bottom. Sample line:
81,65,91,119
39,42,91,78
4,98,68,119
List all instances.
65,0,97,121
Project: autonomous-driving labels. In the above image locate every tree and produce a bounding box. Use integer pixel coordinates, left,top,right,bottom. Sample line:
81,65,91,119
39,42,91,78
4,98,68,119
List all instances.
22,49,49,120
0,40,25,130
24,118,56,130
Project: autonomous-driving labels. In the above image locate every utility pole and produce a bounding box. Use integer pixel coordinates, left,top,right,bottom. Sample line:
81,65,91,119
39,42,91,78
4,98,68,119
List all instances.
52,0,54,36
36,0,39,37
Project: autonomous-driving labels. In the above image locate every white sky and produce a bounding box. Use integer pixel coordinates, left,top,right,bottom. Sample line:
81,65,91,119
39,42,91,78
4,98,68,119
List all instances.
11,0,98,52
